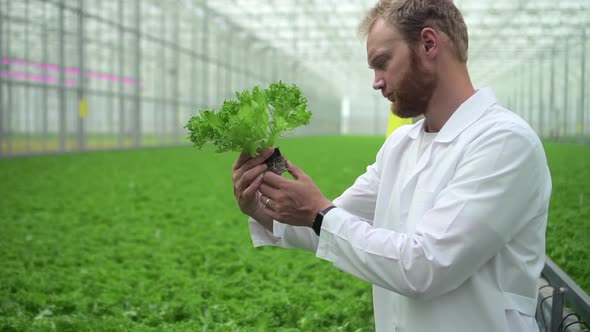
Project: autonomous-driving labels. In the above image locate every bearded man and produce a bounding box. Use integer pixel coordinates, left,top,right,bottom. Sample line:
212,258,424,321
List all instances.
231,0,552,331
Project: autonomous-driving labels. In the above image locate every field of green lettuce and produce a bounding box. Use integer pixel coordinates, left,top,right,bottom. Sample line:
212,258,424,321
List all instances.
0,136,588,331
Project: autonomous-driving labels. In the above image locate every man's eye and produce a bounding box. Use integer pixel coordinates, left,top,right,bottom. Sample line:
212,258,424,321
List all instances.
375,59,388,70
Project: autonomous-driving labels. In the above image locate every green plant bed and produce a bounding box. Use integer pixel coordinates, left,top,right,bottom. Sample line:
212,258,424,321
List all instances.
543,142,590,292
0,136,378,331
1,135,181,155
0,136,587,331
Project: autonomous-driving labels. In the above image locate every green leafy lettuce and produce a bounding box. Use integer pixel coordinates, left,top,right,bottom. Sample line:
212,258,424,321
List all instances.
185,82,312,156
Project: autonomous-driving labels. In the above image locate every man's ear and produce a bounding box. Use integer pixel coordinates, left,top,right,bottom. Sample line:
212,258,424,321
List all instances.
420,27,439,57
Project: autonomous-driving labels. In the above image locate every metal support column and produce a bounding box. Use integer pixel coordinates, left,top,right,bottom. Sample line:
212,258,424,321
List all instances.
202,1,209,108
58,0,66,151
272,48,278,83
42,3,49,151
520,62,525,118
580,30,586,137
5,0,13,154
159,6,166,144
77,0,86,151
0,0,4,156
191,16,197,111
109,2,116,147
4,1,15,154
98,0,106,147
292,9,299,85
25,0,30,152
216,31,223,104
550,47,556,137
563,38,569,136
118,0,125,147
173,3,180,143
152,59,157,143
527,61,535,128
538,58,544,137
244,38,251,89
226,27,233,98
215,26,224,105
550,287,565,332
237,37,243,90
133,0,141,147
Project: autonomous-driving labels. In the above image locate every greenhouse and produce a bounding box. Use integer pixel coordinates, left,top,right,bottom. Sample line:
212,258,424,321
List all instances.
0,0,589,331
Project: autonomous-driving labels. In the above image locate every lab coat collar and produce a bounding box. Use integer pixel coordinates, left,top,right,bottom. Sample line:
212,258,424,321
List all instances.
406,87,497,143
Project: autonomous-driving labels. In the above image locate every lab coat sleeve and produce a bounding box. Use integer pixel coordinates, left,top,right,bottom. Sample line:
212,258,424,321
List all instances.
248,139,385,251
331,159,380,224
248,217,319,252
316,126,551,300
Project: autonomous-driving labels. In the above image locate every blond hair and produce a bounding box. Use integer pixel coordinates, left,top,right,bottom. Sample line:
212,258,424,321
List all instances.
359,0,469,63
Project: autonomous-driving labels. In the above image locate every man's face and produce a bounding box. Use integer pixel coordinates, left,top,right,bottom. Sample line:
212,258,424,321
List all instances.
367,18,436,118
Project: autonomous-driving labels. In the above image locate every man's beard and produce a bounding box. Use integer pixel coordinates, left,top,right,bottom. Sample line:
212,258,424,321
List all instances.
391,50,436,119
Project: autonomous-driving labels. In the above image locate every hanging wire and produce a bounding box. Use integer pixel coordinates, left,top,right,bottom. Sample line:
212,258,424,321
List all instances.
563,320,590,332
558,313,580,331
537,294,554,332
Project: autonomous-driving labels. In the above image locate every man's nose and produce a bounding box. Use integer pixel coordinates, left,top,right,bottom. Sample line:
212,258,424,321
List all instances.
373,77,384,90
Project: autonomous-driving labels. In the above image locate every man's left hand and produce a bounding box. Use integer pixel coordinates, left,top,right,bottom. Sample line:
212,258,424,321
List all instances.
259,160,332,227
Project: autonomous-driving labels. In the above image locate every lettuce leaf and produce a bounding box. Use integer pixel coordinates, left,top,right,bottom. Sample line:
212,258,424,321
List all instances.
185,82,312,156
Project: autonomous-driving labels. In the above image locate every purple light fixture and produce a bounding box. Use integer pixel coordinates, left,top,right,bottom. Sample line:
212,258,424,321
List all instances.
1,56,145,88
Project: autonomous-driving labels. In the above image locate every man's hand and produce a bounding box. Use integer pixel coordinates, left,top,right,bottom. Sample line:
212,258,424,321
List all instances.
232,148,274,216
259,160,332,227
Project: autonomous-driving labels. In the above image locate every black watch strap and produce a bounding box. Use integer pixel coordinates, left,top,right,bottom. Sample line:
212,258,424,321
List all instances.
312,205,336,236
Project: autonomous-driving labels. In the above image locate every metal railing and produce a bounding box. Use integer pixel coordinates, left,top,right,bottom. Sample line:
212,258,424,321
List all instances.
537,256,590,332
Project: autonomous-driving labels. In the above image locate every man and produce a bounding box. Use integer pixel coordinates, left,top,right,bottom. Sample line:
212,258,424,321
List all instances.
387,102,414,137
231,0,552,331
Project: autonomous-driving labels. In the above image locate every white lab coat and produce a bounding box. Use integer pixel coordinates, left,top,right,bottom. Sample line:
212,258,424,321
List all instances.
249,88,552,332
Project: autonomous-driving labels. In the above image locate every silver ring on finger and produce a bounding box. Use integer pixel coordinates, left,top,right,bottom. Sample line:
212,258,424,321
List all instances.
263,197,271,208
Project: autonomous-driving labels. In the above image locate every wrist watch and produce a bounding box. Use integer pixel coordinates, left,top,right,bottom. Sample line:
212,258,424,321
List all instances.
312,205,336,236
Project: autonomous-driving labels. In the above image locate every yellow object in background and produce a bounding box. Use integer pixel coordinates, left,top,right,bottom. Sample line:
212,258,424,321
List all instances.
386,102,413,137
79,99,88,119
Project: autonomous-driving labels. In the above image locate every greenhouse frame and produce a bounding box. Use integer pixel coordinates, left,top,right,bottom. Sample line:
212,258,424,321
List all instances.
0,0,589,331
1,0,588,155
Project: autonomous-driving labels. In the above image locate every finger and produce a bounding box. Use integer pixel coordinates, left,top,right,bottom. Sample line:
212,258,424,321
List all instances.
259,195,272,208
261,170,289,188
233,152,252,171
259,195,278,213
259,182,281,200
286,160,305,180
262,199,281,218
240,148,274,172
263,206,280,221
236,163,268,193
243,173,263,198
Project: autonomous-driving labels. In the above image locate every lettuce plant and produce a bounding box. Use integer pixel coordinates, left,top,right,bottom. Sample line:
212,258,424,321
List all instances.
185,81,312,157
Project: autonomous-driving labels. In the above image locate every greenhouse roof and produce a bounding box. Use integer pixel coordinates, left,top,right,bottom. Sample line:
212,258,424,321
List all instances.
3,0,589,97
202,0,589,95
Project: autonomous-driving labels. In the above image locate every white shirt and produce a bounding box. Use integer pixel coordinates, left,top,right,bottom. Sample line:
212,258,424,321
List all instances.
418,130,436,161
249,88,552,332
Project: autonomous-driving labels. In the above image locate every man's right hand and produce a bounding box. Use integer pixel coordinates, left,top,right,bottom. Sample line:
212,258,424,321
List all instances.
232,148,274,216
